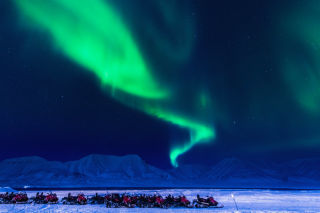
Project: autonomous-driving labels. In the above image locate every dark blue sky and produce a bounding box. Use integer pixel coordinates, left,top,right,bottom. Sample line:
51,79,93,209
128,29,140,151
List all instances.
1,0,320,169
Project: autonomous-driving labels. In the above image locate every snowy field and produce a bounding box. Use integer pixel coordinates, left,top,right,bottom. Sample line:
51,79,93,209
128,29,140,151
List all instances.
0,189,320,212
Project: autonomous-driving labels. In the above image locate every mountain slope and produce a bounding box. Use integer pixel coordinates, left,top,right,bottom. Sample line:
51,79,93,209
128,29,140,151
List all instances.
0,155,319,188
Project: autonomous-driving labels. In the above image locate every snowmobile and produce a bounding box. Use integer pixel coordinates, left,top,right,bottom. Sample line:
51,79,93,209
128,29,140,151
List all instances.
88,193,105,204
180,196,193,208
0,191,224,209
145,195,156,208
105,194,113,208
0,192,15,204
30,192,58,204
163,194,175,208
173,196,193,208
45,193,59,204
62,193,87,205
0,194,3,204
135,194,147,208
129,195,138,208
192,195,224,208
106,193,121,208
77,193,87,205
62,193,77,205
30,192,46,204
121,194,134,208
154,195,165,208
12,193,30,204
193,200,224,208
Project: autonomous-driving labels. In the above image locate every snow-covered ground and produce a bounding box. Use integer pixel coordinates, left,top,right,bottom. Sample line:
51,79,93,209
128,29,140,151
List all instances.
0,189,320,212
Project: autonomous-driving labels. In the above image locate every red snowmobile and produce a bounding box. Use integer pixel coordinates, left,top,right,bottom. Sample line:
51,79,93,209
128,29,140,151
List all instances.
77,193,87,205
122,194,134,208
105,194,113,208
154,195,165,208
12,193,29,204
45,193,58,204
193,194,224,208
173,196,192,208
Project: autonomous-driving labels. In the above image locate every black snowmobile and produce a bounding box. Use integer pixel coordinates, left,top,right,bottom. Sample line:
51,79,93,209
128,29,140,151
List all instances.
30,192,46,204
0,192,15,204
192,195,224,208
107,193,122,208
62,193,87,205
88,193,105,204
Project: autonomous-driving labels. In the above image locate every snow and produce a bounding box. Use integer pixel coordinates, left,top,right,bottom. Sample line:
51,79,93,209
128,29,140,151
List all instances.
0,189,320,212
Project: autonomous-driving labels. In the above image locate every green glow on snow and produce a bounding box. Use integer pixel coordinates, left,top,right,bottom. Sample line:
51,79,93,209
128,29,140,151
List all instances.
14,0,215,167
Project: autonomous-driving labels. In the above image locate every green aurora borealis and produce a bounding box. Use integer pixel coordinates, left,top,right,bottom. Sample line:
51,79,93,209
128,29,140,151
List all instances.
279,0,320,114
14,0,214,167
10,0,320,167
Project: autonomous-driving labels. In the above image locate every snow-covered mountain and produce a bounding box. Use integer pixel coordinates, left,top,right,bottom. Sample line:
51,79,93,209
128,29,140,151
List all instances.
0,155,319,188
0,155,171,187
167,157,320,188
169,164,209,180
205,158,266,180
66,154,166,179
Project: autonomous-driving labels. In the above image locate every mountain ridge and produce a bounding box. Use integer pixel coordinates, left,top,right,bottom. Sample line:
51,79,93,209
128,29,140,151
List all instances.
0,154,319,188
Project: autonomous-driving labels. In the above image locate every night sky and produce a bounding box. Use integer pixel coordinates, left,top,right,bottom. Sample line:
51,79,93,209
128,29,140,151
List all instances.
1,0,320,168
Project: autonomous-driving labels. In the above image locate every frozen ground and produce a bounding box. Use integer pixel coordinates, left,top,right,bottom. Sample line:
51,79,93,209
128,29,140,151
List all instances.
0,189,320,212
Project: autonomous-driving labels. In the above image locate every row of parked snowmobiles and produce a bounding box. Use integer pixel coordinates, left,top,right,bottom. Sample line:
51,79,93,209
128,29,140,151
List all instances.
0,192,58,204
0,192,223,208
60,193,223,208
0,192,29,204
103,193,223,208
